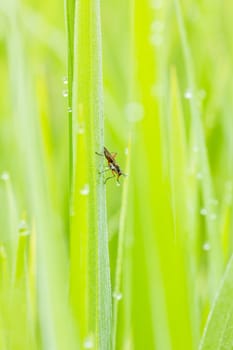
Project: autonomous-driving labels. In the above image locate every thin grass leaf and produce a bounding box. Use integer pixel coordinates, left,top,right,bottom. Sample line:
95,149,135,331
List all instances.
5,4,78,349
169,67,200,348
70,0,112,348
112,137,131,350
64,0,75,187
0,176,18,274
199,255,233,350
127,1,174,348
174,0,223,300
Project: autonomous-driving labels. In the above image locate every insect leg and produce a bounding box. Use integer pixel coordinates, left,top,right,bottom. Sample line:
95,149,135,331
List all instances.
99,168,111,174
95,151,104,157
104,174,115,184
111,152,117,159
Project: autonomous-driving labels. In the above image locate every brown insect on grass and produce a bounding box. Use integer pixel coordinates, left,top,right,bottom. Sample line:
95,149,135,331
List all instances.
96,146,127,185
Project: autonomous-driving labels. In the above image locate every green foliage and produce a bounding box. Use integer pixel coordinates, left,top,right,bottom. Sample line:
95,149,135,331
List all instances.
0,0,233,349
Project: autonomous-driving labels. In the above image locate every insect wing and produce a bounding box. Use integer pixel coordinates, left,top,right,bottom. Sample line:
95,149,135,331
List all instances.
104,147,114,162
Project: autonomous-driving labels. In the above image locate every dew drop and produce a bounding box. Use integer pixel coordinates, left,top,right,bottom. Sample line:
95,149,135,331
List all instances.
83,336,94,349
1,172,9,181
200,208,208,216
80,184,90,196
18,220,27,230
62,89,68,97
18,220,30,236
75,121,85,134
77,124,85,134
124,147,129,155
184,89,193,99
203,242,211,251
116,182,121,187
125,102,144,123
63,76,68,85
113,291,123,300
68,106,72,113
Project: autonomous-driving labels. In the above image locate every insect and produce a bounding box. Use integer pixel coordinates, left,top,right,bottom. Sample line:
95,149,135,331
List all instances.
96,146,126,185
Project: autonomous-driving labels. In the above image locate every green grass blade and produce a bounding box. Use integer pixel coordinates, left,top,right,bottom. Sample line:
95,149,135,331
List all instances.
64,0,75,187
5,4,78,349
112,138,131,350
199,256,233,350
70,0,112,348
174,0,223,300
2,0,233,348
0,175,18,274
127,1,173,348
169,68,200,348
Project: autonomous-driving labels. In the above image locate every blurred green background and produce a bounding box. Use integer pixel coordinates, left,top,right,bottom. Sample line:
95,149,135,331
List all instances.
1,0,233,349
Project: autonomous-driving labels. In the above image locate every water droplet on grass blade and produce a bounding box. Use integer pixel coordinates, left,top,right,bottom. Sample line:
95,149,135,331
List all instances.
203,242,211,251
184,89,193,99
77,123,85,134
83,336,94,349
18,220,30,236
63,76,68,85
62,89,68,97
74,121,85,134
1,172,9,181
68,106,72,113
200,208,208,216
113,291,122,300
80,184,90,196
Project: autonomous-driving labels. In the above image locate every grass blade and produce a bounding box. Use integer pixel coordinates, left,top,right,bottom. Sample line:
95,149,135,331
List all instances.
70,0,112,348
199,256,233,350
